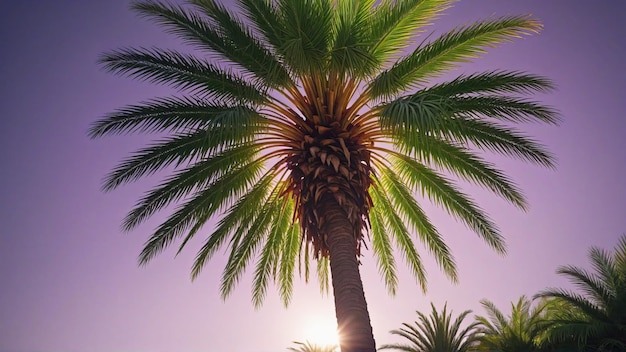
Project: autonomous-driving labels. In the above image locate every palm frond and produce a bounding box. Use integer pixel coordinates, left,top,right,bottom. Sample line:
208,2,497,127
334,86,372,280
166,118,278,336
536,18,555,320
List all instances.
369,199,398,295
445,95,559,124
251,192,294,307
278,221,300,306
131,0,291,86
138,158,265,266
238,0,283,54
558,264,614,311
379,166,457,281
188,0,291,87
391,154,505,253
99,48,268,104
370,15,541,98
274,0,334,74
122,143,258,231
221,185,284,298
371,181,427,292
369,0,454,64
89,98,249,137
190,174,275,279
392,132,528,209
425,70,555,96
101,107,264,191
380,94,556,167
329,0,378,77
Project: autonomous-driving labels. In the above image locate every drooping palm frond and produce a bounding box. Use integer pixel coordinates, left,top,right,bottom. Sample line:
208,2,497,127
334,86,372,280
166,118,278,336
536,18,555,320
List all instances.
535,235,626,351
379,303,481,352
94,0,556,311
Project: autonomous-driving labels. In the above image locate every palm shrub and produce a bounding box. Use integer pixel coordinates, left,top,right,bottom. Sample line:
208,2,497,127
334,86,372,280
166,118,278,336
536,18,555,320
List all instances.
92,0,557,350
379,303,481,352
289,341,339,352
474,296,551,351
536,235,626,351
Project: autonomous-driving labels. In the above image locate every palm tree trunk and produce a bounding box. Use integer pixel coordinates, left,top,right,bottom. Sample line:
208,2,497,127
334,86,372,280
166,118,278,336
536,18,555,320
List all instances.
319,195,376,352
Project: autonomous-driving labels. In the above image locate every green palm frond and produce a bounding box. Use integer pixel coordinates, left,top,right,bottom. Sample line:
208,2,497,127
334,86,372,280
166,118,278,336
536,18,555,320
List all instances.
371,182,427,292
444,95,559,124
378,166,457,281
391,154,505,253
188,0,292,86
380,94,556,168
221,185,284,299
122,143,258,231
138,158,266,265
132,0,292,86
369,0,454,64
369,200,398,295
329,0,378,77
370,15,541,98
89,98,248,137
238,0,284,55
278,221,300,305
424,70,555,96
190,174,275,278
99,48,268,104
452,119,555,167
274,0,334,74
380,303,480,352
101,107,264,191
392,133,527,209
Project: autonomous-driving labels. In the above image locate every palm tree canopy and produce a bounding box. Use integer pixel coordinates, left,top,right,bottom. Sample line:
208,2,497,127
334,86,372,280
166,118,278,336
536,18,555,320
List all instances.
288,341,339,352
474,296,550,352
92,0,557,306
535,235,626,351
379,303,481,352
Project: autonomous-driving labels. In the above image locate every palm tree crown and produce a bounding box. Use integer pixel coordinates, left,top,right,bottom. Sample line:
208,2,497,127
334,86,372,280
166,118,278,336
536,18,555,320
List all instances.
92,0,556,350
289,341,339,352
379,303,481,352
474,296,550,352
536,235,626,351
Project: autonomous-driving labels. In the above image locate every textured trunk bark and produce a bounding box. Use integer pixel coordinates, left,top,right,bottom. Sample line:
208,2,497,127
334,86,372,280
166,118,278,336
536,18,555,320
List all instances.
319,195,376,352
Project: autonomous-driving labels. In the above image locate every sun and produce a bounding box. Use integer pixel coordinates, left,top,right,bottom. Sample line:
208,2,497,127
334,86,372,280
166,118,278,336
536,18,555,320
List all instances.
305,316,340,347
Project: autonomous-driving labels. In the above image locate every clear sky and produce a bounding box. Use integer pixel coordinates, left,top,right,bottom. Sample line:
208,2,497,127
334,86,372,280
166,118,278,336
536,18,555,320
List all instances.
1,1,625,351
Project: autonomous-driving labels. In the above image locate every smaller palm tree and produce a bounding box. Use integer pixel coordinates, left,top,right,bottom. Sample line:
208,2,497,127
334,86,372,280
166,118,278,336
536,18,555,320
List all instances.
379,303,480,352
535,235,626,351
474,296,549,352
288,340,338,352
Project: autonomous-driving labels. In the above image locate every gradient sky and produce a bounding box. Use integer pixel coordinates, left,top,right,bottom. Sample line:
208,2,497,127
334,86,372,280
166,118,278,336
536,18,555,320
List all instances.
1,1,625,352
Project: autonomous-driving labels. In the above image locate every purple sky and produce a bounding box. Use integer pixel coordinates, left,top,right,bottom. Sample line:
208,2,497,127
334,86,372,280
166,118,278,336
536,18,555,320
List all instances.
1,1,625,351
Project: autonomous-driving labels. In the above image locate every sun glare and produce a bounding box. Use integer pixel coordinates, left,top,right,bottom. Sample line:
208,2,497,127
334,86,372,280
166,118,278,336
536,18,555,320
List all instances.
304,316,340,347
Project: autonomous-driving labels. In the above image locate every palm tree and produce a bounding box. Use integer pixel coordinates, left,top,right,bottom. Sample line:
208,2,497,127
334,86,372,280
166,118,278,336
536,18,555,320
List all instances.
535,235,626,351
289,341,339,352
379,303,481,352
91,0,557,350
474,296,550,352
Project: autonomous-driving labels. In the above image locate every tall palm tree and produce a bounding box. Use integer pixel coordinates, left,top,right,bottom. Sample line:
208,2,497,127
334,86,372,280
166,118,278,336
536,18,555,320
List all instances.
535,235,626,351
379,303,481,352
474,296,550,352
91,0,557,350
